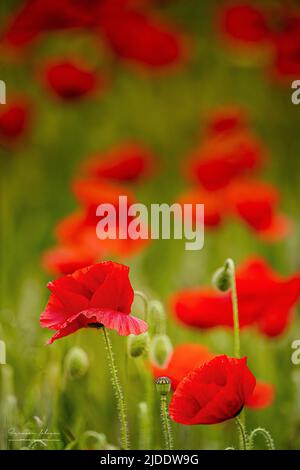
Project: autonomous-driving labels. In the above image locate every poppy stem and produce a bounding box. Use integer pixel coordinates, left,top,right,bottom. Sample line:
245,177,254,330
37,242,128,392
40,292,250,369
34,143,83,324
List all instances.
225,258,240,359
235,416,249,450
160,395,174,450
249,427,275,450
138,401,151,450
102,327,130,450
134,291,149,322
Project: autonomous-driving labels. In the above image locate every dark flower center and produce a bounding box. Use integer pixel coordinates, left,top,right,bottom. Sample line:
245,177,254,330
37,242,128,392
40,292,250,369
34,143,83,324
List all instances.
88,322,103,329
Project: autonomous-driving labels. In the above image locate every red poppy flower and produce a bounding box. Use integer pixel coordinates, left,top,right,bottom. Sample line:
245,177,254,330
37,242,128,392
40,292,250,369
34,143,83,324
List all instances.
177,188,224,228
56,180,149,257
271,12,300,80
219,3,269,46
72,178,136,208
42,60,99,101
56,212,148,258
40,261,148,344
152,343,274,410
226,179,291,241
152,343,214,390
170,257,300,337
245,381,275,409
1,0,93,48
82,143,155,182
206,107,247,137
186,132,264,191
169,355,256,425
0,100,30,146
42,244,97,276
100,8,184,68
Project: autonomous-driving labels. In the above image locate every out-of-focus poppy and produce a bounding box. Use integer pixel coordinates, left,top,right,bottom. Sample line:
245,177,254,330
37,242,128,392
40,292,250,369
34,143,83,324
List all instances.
206,106,247,137
82,143,155,182
55,180,149,257
1,0,93,48
169,355,256,425
42,244,97,276
152,343,275,410
271,12,300,80
40,261,148,344
245,381,275,409
186,132,264,191
152,343,214,389
177,188,224,227
226,179,291,241
219,3,269,46
2,0,187,72
99,8,184,68
72,178,136,208
218,3,300,82
0,100,30,146
42,60,100,101
170,257,300,337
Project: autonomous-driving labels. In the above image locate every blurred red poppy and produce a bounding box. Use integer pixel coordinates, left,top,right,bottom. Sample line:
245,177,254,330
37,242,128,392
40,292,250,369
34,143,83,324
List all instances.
271,11,300,80
171,257,300,337
152,343,214,389
100,8,184,68
169,355,256,425
226,179,291,241
42,60,100,101
206,106,247,137
152,343,274,410
72,178,136,207
219,3,269,46
2,0,187,71
82,143,155,182
245,381,275,409
1,0,93,48
177,188,224,227
218,3,300,82
0,100,30,146
55,180,149,257
42,244,97,276
40,261,148,343
186,131,264,191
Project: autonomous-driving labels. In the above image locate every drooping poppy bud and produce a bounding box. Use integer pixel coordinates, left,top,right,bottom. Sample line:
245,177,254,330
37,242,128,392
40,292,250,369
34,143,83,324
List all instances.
212,265,232,292
149,334,173,368
127,332,149,358
64,347,89,380
148,299,166,334
155,376,171,396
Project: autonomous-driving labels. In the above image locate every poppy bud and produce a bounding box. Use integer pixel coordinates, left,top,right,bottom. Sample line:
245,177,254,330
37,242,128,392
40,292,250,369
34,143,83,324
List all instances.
64,347,89,380
155,376,171,396
149,300,166,332
212,266,232,292
127,332,149,358
149,334,173,368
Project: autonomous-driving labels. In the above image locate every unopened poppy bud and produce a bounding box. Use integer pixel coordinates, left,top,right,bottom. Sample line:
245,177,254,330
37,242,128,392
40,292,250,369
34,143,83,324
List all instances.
155,376,171,396
127,332,149,358
64,347,89,380
148,300,166,333
149,334,173,368
212,266,232,292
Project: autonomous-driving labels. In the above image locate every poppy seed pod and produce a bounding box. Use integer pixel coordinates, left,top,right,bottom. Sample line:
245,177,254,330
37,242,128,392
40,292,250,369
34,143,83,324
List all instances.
212,266,232,292
127,332,149,358
155,376,172,396
149,334,173,368
64,347,89,380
